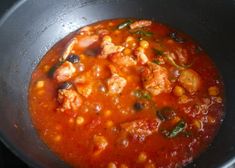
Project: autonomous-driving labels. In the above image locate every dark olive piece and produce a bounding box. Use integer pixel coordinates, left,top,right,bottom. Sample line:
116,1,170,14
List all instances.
133,102,144,111
58,82,73,90
169,32,185,43
66,54,80,63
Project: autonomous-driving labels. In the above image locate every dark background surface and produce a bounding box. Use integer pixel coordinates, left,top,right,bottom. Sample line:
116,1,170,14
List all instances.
0,1,28,168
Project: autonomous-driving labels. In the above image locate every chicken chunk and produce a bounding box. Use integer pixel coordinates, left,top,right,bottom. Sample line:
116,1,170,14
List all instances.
62,38,78,60
121,119,159,141
130,20,152,29
75,83,93,98
178,69,201,94
142,62,172,95
53,61,76,82
107,74,127,94
109,52,137,66
57,89,83,114
77,35,99,48
93,135,108,156
99,36,124,59
134,48,149,64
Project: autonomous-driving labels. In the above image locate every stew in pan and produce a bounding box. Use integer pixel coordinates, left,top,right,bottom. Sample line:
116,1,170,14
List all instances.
29,19,224,168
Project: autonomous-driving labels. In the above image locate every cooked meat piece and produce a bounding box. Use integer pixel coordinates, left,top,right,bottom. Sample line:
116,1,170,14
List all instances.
178,69,201,94
121,119,159,141
62,38,78,60
97,29,109,36
93,135,108,156
57,89,83,113
53,61,76,82
99,36,124,59
134,48,148,64
175,48,189,65
78,26,93,35
142,62,172,95
107,74,127,94
130,20,152,29
75,83,93,98
77,35,99,48
109,52,137,66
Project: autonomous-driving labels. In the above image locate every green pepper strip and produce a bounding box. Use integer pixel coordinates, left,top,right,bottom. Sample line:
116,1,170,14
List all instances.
167,120,186,138
117,20,133,29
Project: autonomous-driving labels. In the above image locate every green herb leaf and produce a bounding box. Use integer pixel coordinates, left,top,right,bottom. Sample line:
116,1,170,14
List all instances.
132,30,153,37
152,59,161,65
167,120,186,138
117,20,133,29
163,54,192,70
153,49,164,56
133,90,152,100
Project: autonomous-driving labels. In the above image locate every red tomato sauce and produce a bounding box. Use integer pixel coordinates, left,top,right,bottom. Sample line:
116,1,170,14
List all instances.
28,19,224,168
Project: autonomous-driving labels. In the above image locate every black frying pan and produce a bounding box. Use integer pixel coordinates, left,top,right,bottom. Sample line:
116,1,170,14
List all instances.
0,0,235,167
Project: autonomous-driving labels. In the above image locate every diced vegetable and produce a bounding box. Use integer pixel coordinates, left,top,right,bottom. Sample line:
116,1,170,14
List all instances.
117,20,133,29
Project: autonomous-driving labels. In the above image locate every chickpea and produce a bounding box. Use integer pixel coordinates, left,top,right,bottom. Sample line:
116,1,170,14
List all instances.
35,80,45,89
37,90,45,95
208,86,219,96
178,95,189,104
193,119,203,130
145,163,155,168
140,40,149,49
106,120,114,128
54,135,62,142
103,35,112,42
114,30,121,34
136,47,144,52
43,65,50,72
107,162,117,168
125,36,135,42
137,152,147,163
208,116,216,124
123,48,132,55
173,85,185,97
76,116,85,125
119,164,128,168
68,118,74,124
103,110,112,117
